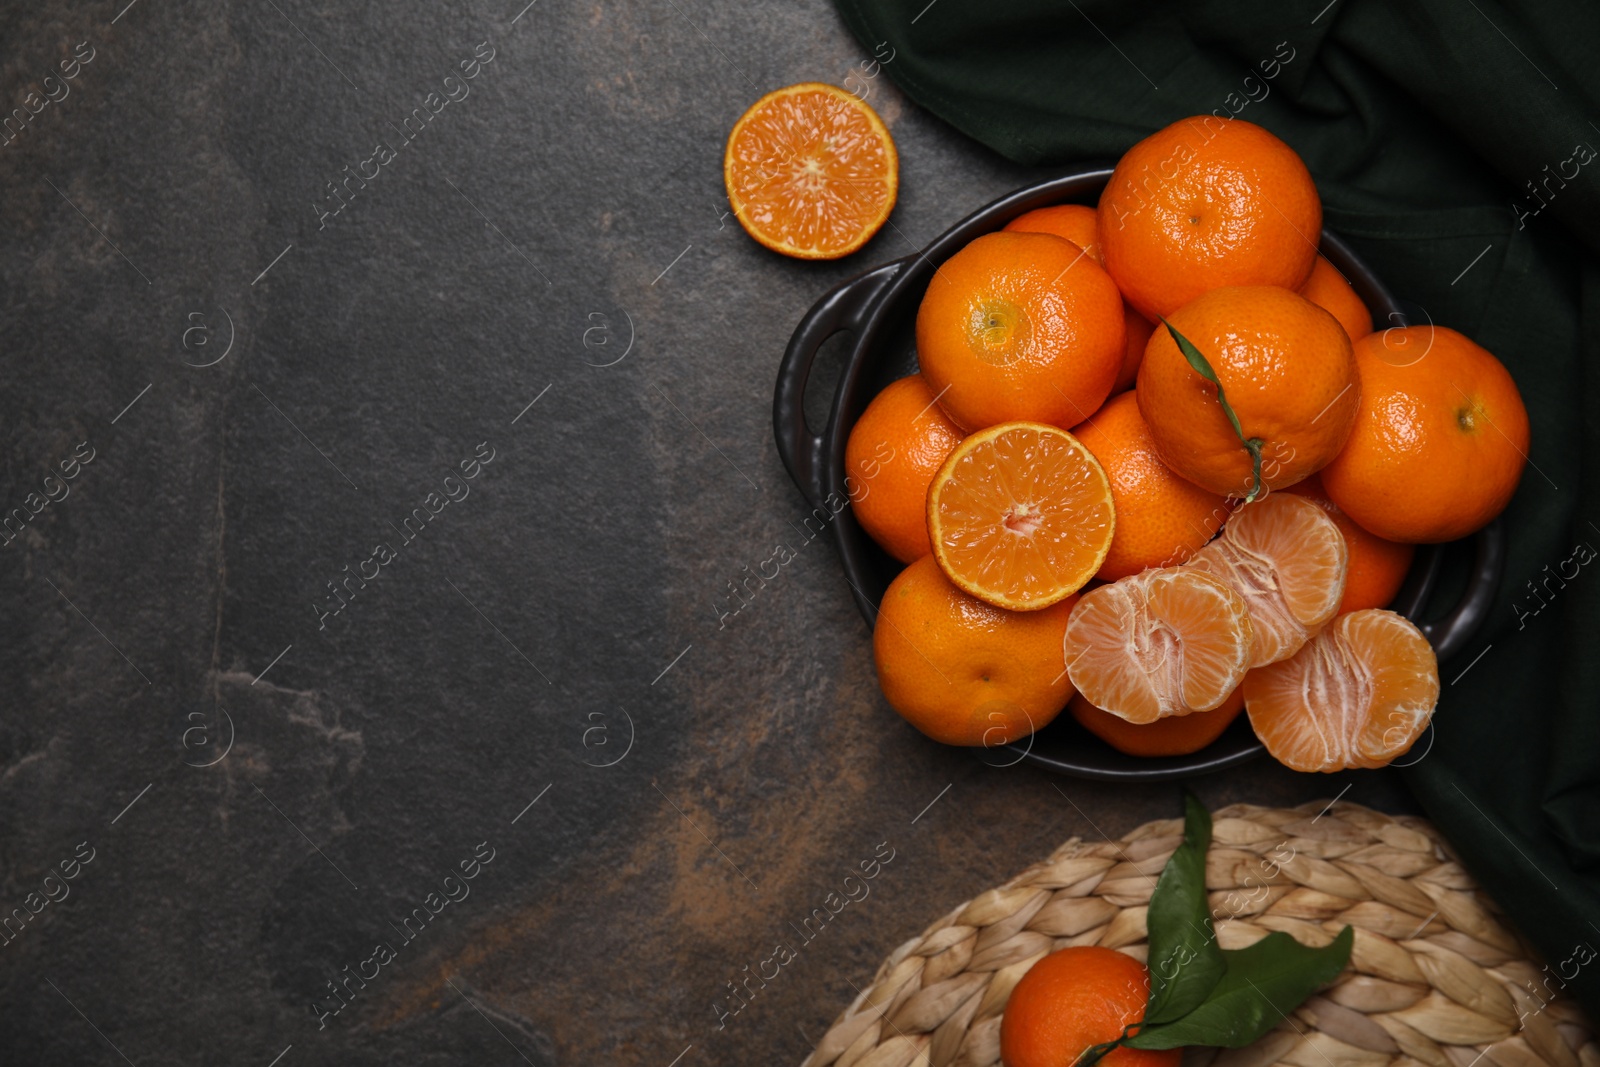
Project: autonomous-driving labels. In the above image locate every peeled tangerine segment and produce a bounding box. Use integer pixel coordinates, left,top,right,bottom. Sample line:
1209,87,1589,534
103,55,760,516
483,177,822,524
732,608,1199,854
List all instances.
1245,609,1440,773
1063,567,1254,724
1187,492,1347,667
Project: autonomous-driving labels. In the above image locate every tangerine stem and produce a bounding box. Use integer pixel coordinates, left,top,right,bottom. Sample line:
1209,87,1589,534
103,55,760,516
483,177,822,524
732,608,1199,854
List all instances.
1159,317,1264,503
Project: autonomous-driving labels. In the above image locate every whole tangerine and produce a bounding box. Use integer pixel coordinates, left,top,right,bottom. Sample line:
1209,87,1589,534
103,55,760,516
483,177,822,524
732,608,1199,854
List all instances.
845,374,964,563
1320,326,1529,543
1099,117,1321,320
1137,286,1357,497
873,556,1076,746
917,231,1125,432
1070,686,1245,758
1074,391,1228,580
1001,945,1181,1067
1299,255,1372,342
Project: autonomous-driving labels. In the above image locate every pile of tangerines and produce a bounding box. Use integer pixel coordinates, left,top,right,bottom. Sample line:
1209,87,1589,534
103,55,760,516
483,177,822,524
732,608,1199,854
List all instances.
724,88,1529,774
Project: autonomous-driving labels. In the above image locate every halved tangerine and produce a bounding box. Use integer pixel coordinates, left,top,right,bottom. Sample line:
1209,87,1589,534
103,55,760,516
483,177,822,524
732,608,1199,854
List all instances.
927,422,1114,611
1186,493,1347,668
723,83,898,260
1062,567,1253,724
1244,609,1439,772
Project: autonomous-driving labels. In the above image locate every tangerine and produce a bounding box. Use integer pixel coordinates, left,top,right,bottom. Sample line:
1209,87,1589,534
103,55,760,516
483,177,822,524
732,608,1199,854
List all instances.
1063,567,1253,724
1001,946,1181,1067
1285,474,1414,614
874,556,1076,746
917,231,1125,431
1186,493,1347,668
1244,609,1439,772
723,83,897,260
927,422,1115,610
1099,117,1321,320
1005,204,1102,262
845,374,964,563
1073,391,1227,581
1137,286,1358,497
1320,326,1529,543
1299,255,1372,342
1070,686,1244,758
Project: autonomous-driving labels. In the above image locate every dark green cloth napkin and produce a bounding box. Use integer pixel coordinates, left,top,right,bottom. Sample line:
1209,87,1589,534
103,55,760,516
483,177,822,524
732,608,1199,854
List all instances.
835,0,1600,1017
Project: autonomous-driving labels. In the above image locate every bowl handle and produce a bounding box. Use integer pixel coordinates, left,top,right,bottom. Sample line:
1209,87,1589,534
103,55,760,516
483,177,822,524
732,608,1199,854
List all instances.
773,259,907,508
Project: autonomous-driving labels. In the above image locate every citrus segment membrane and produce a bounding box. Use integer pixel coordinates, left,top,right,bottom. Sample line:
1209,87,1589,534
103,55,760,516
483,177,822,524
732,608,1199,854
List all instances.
1244,609,1439,773
723,83,897,260
1062,567,1253,724
928,422,1114,611
1186,493,1347,667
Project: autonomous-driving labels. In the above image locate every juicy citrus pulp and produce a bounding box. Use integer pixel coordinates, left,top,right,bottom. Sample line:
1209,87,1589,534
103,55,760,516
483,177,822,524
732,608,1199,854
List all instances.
927,422,1114,611
1063,567,1253,724
1186,492,1347,667
1244,608,1439,772
723,83,897,260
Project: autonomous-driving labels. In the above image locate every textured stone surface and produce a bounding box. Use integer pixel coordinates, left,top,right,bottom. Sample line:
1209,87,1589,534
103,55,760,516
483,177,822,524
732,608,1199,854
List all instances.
0,2,1417,1064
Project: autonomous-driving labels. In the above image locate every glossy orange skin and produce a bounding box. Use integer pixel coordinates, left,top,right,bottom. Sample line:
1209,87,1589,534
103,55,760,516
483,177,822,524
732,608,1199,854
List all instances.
723,83,898,260
845,374,964,563
1321,327,1529,543
1299,255,1372,342
1070,686,1244,758
873,556,1077,746
1137,286,1358,497
917,231,1125,432
1004,206,1152,393
1001,946,1181,1067
1119,307,1155,392
1074,392,1227,580
1098,117,1321,320
1004,204,1102,261
1285,474,1414,613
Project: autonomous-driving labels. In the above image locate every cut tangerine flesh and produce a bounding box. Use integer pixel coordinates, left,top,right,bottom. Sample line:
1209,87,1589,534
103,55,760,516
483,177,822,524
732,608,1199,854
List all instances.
928,422,1114,611
1244,609,1439,772
723,83,898,260
1186,492,1347,667
1062,567,1253,724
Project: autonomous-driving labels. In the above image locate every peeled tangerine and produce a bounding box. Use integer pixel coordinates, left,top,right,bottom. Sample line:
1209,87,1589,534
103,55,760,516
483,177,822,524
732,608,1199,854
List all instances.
1186,493,1347,667
1063,567,1253,724
1245,609,1440,772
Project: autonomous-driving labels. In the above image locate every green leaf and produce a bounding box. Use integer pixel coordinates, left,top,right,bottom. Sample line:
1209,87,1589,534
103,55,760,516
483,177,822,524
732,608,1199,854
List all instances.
1125,927,1355,1050
1160,319,1266,502
1143,793,1225,1025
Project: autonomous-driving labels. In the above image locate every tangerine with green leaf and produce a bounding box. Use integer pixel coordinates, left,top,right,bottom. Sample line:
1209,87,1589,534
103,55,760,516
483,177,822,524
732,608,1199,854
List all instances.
1001,945,1181,1067
1137,286,1357,498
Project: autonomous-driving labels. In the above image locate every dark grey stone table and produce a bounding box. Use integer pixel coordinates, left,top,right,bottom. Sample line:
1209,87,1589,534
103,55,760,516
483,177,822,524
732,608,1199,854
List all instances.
0,2,1414,1063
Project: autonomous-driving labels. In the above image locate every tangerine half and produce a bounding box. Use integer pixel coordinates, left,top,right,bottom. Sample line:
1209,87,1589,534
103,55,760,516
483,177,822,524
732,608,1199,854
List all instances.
1245,609,1439,772
927,422,1115,611
723,83,897,260
1063,567,1253,724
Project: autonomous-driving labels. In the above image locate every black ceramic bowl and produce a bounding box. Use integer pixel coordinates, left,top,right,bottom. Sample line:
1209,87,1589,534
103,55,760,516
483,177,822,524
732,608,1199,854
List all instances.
774,168,1504,781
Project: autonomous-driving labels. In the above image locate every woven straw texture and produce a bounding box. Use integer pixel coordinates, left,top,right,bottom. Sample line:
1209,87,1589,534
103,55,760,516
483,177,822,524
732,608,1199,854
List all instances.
802,801,1596,1067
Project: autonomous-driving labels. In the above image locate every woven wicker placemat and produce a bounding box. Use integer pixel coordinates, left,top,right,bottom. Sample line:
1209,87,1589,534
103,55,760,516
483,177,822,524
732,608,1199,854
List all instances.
802,801,1596,1067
